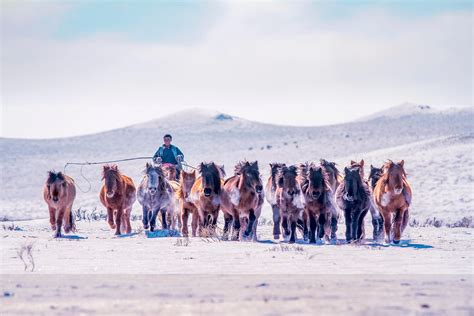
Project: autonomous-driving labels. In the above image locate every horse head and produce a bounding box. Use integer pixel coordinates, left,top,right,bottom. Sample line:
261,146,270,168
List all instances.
199,162,225,197
180,169,196,196
369,164,383,190
102,164,121,198
383,160,406,195
144,162,166,196
277,165,299,199
46,171,67,204
343,166,363,202
307,164,328,201
235,161,263,194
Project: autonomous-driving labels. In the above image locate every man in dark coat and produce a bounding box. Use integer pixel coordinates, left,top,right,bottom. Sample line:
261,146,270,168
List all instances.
152,134,184,179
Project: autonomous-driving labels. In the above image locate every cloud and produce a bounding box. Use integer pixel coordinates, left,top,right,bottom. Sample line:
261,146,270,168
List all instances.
1,1,472,138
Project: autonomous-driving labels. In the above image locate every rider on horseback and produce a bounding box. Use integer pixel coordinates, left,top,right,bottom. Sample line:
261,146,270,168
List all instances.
152,134,184,179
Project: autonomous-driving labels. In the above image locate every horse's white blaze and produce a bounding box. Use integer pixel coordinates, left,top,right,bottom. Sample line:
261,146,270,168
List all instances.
394,188,403,195
381,192,392,207
229,187,240,206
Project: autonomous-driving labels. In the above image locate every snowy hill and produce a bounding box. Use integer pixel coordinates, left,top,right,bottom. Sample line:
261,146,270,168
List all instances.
1,105,473,225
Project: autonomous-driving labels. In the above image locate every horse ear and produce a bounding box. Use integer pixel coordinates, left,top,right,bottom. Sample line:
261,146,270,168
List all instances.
344,167,349,174
350,160,356,165
360,159,364,168
398,160,404,167
57,172,64,180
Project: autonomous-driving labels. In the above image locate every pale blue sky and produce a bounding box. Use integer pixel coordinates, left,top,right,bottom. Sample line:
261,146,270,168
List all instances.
1,0,472,138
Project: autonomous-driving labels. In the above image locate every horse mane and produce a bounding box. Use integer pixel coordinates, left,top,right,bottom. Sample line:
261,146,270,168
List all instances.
143,162,165,177
102,164,121,179
270,163,286,188
199,162,225,194
47,170,65,184
379,160,407,187
307,163,331,191
343,165,368,201
234,160,260,177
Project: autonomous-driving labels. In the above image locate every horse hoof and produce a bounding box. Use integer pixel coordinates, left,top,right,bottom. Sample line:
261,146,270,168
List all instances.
289,239,295,244
143,224,149,230
393,239,400,245
51,225,57,231
273,235,280,240
54,232,62,238
309,239,316,244
109,223,116,229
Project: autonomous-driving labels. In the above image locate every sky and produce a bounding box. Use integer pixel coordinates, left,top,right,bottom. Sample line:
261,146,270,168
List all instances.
1,0,472,139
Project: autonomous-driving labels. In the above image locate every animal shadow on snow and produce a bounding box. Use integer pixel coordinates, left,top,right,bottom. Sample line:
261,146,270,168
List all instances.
366,239,434,249
55,235,88,240
145,229,181,238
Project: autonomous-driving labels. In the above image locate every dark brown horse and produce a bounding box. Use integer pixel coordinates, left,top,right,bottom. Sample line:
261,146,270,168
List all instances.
276,165,304,243
299,163,333,243
189,162,225,236
221,161,264,241
264,163,286,239
335,164,371,243
43,171,76,238
374,160,412,244
99,165,136,235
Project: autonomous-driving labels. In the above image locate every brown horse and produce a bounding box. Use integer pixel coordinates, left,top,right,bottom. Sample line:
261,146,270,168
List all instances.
374,160,412,244
299,163,333,243
264,163,286,239
320,159,342,240
43,171,76,238
368,164,385,241
276,165,304,243
175,169,198,237
162,163,178,181
189,162,225,236
99,165,136,235
221,161,264,241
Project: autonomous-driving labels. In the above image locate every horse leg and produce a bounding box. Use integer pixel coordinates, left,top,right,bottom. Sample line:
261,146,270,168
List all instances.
107,207,116,230
142,206,149,230
317,214,325,240
114,208,123,235
243,210,256,240
357,209,368,241
289,215,297,244
54,207,66,238
251,213,259,242
150,209,159,232
322,213,332,242
281,214,290,241
401,208,409,233
302,212,309,241
231,209,240,241
309,213,317,244
222,212,233,240
123,208,132,234
344,209,353,243
211,209,219,235
381,210,392,244
181,208,190,237
191,209,198,237
272,205,281,240
330,212,338,241
64,204,75,233
393,209,405,244
48,206,57,231
161,209,168,230
351,210,361,242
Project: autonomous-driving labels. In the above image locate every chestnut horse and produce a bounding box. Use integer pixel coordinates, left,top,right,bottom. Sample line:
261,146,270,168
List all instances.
368,164,385,241
100,165,136,235
43,171,76,238
189,162,225,236
221,161,264,241
264,163,286,239
336,164,371,243
374,160,412,244
137,163,176,232
175,170,198,237
276,165,304,243
299,163,333,243
162,163,178,181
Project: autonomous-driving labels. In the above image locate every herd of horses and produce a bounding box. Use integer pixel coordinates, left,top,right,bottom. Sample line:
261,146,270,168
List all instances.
43,159,412,244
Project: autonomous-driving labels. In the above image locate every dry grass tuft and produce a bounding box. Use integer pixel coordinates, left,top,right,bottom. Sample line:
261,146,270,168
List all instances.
17,242,35,272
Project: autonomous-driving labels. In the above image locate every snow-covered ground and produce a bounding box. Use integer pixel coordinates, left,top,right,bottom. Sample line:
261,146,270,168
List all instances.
1,104,473,315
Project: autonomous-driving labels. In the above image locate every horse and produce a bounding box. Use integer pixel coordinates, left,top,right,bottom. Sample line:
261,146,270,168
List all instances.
100,165,136,235
299,163,333,243
175,169,199,237
43,171,76,238
276,165,304,243
374,160,412,244
350,159,385,242
264,163,286,239
221,161,264,241
162,163,178,181
189,162,225,236
137,163,176,232
368,164,385,241
335,164,371,243
320,159,342,240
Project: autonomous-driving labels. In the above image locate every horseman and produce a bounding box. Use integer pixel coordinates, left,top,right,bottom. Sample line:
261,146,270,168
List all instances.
152,134,184,180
